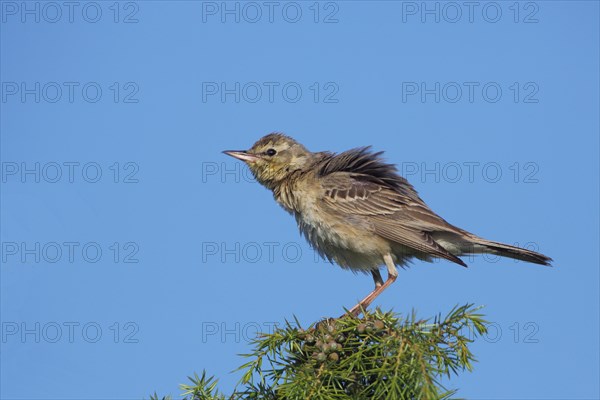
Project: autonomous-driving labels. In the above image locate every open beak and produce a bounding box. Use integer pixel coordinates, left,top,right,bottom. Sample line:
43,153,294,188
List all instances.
222,150,260,163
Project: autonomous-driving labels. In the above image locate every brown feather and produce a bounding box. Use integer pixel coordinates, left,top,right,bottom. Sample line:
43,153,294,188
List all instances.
317,149,469,267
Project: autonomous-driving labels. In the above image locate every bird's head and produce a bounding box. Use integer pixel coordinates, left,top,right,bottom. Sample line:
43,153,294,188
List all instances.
223,133,313,189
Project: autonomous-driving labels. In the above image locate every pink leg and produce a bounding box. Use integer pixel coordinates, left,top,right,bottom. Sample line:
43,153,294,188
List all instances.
345,254,398,317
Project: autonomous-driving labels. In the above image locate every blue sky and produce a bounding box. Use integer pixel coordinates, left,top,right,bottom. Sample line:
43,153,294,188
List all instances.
1,1,599,398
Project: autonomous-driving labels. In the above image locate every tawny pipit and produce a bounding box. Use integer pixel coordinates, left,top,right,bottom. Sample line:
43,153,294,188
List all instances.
224,133,552,315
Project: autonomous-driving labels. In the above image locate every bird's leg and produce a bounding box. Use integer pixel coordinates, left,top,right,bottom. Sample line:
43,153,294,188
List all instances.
372,269,384,288
347,254,398,316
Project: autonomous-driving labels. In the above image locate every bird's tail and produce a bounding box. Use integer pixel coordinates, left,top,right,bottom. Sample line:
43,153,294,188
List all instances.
464,237,552,266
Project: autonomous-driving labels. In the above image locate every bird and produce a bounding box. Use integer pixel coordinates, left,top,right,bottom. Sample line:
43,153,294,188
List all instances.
223,133,552,315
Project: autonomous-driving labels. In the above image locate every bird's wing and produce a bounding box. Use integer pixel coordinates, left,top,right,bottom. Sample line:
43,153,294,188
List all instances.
319,172,467,267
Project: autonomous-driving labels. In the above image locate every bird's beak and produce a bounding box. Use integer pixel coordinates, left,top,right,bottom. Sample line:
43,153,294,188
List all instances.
222,150,260,163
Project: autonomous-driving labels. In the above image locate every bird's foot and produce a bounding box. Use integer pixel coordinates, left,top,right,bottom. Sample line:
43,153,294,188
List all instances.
314,317,337,331
341,302,368,318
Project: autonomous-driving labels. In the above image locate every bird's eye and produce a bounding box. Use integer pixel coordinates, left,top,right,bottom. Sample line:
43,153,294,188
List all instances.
265,148,277,156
